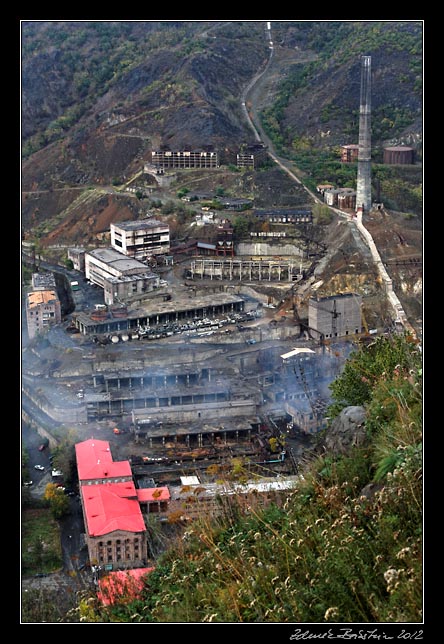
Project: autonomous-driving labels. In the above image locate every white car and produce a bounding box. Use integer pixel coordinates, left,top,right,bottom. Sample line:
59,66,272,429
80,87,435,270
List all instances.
34,465,45,471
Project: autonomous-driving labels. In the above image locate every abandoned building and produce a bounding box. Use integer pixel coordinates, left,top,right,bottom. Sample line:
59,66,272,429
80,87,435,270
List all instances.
151,148,219,169
308,293,363,341
236,143,268,169
72,291,246,336
188,258,300,282
25,273,62,339
340,144,359,162
84,247,160,306
110,219,170,259
253,208,313,225
323,187,357,210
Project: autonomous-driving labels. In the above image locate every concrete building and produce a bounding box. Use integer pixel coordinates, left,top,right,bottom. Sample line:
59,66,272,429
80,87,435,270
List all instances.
26,288,62,339
84,247,160,306
308,293,363,341
67,247,86,272
110,219,170,259
72,291,245,336
189,258,299,282
253,209,313,225
31,272,57,290
236,143,268,169
151,148,219,169
341,144,359,162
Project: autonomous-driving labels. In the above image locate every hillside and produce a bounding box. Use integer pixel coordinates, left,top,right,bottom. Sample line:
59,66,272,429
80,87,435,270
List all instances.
57,334,422,623
20,20,423,337
21,21,422,228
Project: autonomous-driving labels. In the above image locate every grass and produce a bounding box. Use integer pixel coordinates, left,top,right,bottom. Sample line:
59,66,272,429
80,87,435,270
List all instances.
21,507,63,576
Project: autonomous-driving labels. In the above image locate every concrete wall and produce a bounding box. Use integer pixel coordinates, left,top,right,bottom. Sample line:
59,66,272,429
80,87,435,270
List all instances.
236,242,304,257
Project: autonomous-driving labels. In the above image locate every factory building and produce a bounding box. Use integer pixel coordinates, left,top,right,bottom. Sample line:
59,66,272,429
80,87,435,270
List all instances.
236,143,268,169
84,247,160,306
340,144,359,162
189,258,299,282
110,219,170,259
26,273,62,339
151,148,219,169
308,293,363,341
72,291,245,336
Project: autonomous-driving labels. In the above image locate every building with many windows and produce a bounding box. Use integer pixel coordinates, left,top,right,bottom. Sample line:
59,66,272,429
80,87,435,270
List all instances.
76,439,149,570
85,247,160,306
110,219,170,260
308,293,363,341
25,274,62,339
151,148,219,169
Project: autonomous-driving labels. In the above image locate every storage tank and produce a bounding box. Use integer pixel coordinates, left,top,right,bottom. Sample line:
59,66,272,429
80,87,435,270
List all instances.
383,146,414,165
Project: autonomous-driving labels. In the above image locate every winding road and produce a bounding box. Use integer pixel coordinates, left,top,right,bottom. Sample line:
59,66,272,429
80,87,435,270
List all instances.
239,21,416,335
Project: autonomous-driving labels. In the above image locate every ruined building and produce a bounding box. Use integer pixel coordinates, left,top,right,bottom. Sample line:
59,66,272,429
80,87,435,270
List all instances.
308,293,363,342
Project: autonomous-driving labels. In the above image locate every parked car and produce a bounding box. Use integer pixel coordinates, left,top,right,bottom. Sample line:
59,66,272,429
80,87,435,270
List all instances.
34,465,45,471
23,481,33,487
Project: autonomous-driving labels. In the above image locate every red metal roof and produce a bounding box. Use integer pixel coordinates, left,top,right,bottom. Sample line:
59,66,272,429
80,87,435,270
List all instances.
136,486,170,502
97,568,154,606
76,438,132,481
81,481,146,536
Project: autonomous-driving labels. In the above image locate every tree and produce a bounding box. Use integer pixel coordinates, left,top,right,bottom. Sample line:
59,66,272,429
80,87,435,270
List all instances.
327,334,422,419
44,483,70,519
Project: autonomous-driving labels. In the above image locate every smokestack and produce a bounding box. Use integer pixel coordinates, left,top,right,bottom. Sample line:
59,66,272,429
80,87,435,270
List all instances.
356,55,372,215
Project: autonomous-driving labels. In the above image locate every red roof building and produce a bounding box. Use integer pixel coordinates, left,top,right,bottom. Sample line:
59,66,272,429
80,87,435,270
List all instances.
76,438,148,570
76,439,132,483
137,486,170,514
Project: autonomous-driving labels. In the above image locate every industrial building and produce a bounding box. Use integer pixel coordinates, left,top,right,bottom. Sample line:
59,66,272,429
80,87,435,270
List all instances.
383,146,415,165
189,258,299,282
110,219,170,259
75,438,149,570
323,188,356,210
84,247,160,306
253,208,313,225
72,291,245,336
26,273,62,339
151,148,219,169
236,142,268,169
340,144,359,162
308,293,363,341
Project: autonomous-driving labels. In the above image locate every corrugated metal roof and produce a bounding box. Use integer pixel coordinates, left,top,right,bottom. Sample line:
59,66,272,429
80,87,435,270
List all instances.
280,348,315,360
76,439,132,481
136,486,170,502
28,290,58,306
81,482,146,536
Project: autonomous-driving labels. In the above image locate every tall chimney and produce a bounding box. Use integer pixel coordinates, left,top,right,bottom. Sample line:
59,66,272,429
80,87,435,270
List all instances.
356,55,372,215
